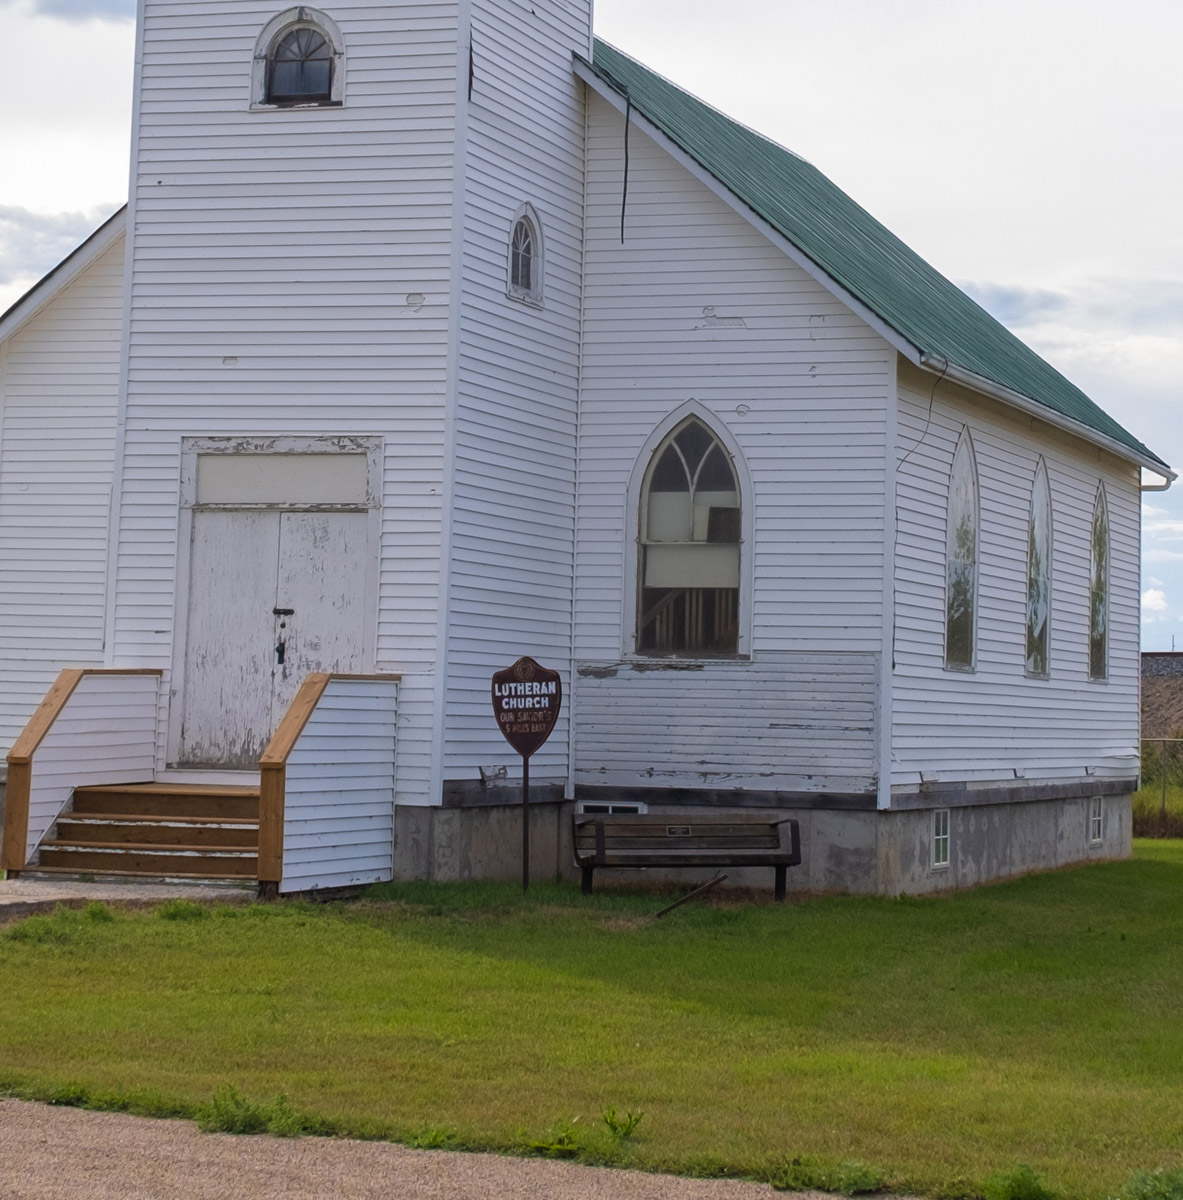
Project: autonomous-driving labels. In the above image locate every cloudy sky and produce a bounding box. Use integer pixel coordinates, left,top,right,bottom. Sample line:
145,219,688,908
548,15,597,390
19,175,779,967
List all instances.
3,0,1182,645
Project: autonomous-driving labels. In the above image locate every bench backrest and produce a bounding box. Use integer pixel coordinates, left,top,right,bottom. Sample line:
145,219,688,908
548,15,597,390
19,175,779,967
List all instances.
573,813,800,863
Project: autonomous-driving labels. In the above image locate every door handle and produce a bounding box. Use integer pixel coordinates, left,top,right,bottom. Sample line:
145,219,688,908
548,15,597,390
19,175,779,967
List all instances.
273,608,294,616
275,641,286,665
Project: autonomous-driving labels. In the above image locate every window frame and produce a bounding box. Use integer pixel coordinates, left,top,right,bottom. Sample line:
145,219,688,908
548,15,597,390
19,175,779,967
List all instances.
944,427,980,672
252,7,346,110
623,404,752,660
932,809,950,870
506,203,544,307
1089,796,1103,845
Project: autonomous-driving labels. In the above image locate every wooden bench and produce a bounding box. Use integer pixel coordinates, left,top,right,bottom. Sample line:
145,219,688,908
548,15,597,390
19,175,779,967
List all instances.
572,813,802,900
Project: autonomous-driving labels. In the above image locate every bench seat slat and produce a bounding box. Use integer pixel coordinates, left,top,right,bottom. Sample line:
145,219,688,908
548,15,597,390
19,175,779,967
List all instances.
575,851,800,868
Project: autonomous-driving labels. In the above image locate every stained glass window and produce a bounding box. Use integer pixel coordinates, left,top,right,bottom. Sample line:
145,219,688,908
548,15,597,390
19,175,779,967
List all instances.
1025,458,1052,677
1089,486,1109,680
945,429,978,669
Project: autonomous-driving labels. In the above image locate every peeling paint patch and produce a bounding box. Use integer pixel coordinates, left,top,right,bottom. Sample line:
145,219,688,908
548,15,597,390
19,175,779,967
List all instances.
694,305,746,329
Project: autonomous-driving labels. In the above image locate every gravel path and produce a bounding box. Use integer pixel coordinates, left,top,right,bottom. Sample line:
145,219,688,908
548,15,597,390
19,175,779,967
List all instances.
0,878,253,921
0,1100,843,1200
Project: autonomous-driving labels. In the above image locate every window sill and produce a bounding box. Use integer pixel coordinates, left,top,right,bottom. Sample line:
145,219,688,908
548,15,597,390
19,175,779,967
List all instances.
506,287,544,309
250,100,343,111
626,653,751,663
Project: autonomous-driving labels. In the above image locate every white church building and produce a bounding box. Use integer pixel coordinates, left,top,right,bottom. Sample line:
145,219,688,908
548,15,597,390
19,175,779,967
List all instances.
0,0,1171,894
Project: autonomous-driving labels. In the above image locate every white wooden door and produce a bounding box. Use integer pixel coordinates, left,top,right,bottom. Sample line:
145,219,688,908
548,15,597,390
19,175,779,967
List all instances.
179,509,368,767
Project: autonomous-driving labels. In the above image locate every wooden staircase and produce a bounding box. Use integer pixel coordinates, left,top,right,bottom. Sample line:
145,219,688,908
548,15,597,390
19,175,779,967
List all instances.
32,782,260,880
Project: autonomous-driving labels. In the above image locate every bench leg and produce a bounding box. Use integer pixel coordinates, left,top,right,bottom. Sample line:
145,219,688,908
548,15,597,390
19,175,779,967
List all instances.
774,865,786,902
581,866,594,896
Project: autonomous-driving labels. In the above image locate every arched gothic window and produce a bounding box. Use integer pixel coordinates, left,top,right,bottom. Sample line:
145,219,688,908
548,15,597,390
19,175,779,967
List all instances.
270,27,332,103
507,205,543,304
252,8,345,109
945,428,979,669
1025,458,1052,677
1089,484,1109,680
638,418,740,655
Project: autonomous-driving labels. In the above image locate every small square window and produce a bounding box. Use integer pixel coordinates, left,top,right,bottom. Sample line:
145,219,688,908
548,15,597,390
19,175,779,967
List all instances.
932,809,950,869
1089,797,1103,845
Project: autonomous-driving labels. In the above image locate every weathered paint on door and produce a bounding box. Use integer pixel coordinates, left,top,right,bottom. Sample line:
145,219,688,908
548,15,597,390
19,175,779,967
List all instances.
179,509,368,767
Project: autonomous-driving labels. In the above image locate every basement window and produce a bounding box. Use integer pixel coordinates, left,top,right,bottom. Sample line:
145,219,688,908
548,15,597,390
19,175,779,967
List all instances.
932,809,950,869
1089,797,1103,845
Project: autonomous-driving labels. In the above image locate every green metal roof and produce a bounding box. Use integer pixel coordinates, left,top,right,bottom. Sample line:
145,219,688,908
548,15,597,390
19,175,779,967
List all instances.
585,41,1167,471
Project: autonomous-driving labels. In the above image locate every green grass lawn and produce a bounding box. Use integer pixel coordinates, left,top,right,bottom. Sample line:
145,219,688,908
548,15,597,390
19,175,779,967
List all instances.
4,844,1183,1199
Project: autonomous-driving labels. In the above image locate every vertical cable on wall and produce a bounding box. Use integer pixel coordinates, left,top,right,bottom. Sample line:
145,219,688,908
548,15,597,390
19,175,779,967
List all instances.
621,93,631,243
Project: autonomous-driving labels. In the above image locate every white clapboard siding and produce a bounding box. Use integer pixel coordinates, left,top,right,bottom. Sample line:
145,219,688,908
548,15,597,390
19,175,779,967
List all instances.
22,675,159,859
0,240,125,752
891,361,1142,787
575,654,879,792
279,679,398,893
441,0,591,783
573,94,891,788
113,1,462,802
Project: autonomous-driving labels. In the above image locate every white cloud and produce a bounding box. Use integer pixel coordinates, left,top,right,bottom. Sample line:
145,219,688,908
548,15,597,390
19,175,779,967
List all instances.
1143,588,1169,613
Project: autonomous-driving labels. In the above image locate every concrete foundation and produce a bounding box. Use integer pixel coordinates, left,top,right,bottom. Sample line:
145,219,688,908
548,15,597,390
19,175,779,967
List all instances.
394,791,1133,895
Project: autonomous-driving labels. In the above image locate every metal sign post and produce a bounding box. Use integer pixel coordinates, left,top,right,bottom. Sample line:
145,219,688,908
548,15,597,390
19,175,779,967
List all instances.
491,656,563,890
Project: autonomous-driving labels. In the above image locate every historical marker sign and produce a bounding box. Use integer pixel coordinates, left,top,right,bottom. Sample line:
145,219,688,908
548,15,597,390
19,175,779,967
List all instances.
491,656,562,758
491,656,562,891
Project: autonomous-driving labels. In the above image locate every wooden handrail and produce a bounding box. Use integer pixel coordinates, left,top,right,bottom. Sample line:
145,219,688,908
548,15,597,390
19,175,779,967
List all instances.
257,672,402,886
2,668,163,873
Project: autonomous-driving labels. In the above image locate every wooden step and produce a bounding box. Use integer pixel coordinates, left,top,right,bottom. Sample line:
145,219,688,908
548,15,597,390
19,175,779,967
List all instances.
37,848,257,878
28,866,256,884
72,784,259,822
51,822,257,850
57,813,258,829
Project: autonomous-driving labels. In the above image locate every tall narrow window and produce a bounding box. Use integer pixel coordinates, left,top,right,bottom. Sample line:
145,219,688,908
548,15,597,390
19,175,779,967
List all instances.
945,428,979,669
507,205,544,305
1089,485,1109,680
1026,458,1052,677
638,418,740,655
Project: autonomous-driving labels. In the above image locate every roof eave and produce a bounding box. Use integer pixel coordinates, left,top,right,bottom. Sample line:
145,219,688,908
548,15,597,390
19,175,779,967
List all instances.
0,206,127,345
579,51,1172,484
918,354,1175,481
